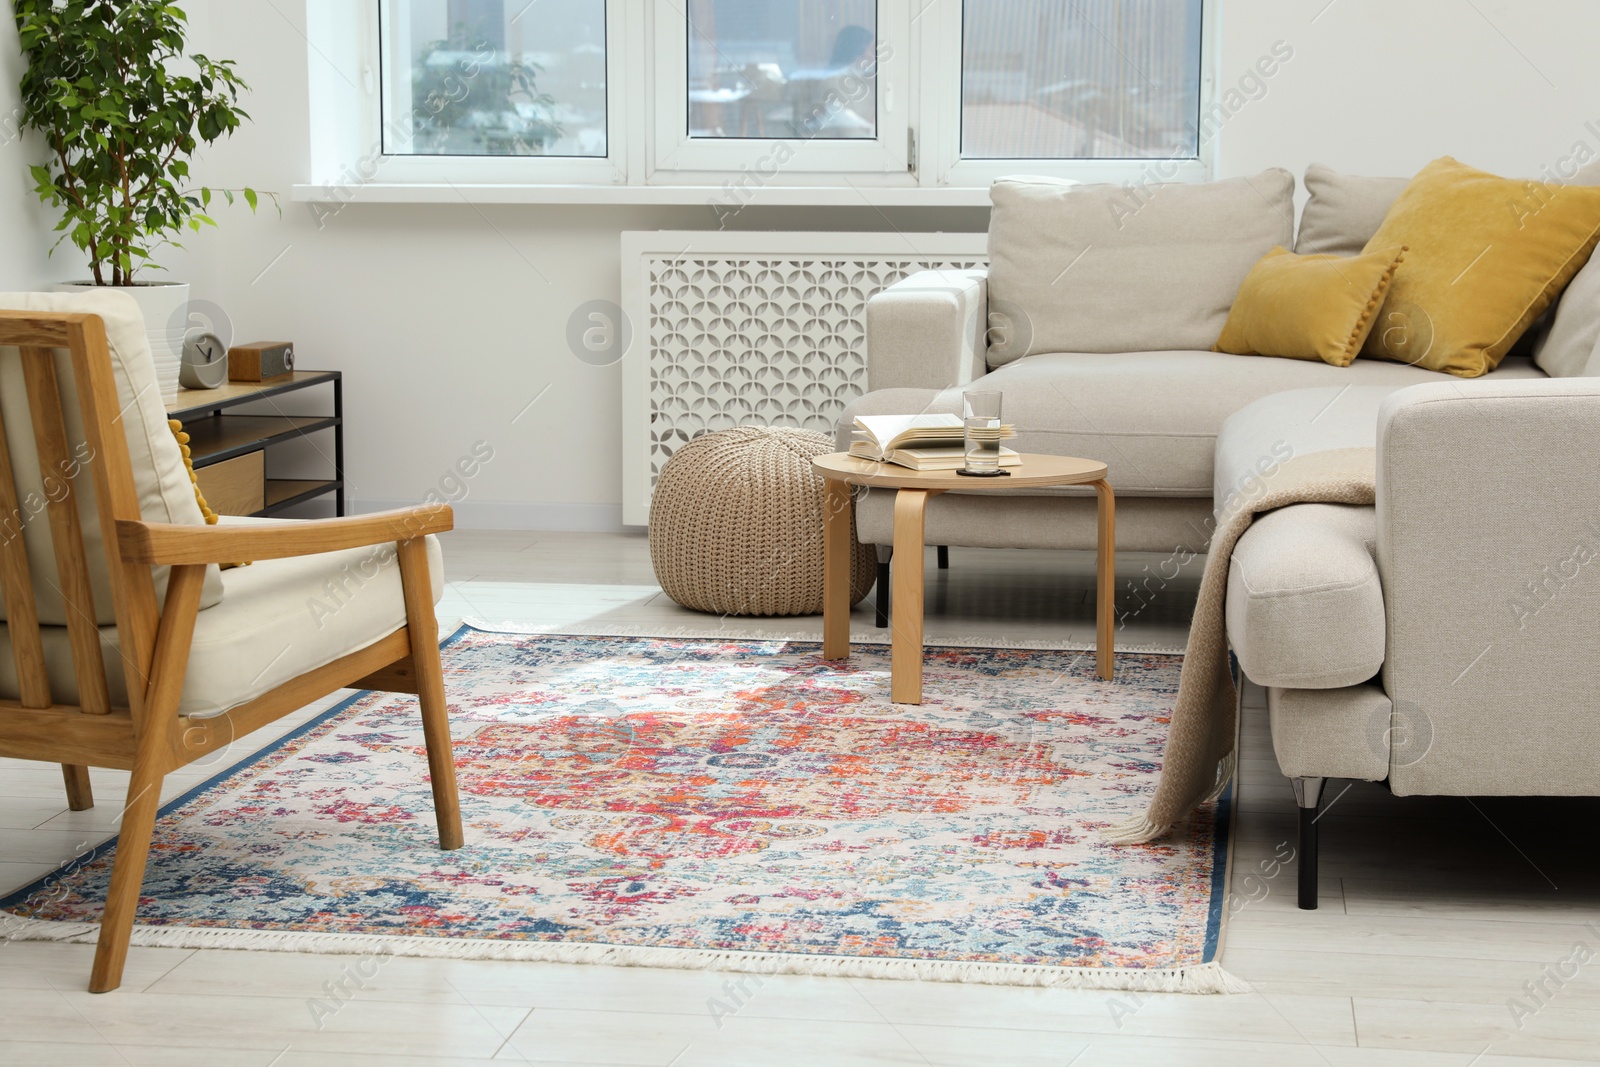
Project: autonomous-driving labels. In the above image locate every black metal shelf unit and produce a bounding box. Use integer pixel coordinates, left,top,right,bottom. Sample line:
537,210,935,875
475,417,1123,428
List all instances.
166,371,345,517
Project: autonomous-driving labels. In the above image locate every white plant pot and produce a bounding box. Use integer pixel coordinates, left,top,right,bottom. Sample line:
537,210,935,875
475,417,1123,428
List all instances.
57,281,190,401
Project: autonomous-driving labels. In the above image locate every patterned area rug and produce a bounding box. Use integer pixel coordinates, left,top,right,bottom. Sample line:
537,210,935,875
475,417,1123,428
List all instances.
2,626,1241,992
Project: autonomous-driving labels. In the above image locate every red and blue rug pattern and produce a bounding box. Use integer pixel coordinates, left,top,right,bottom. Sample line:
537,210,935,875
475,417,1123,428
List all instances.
2,626,1235,990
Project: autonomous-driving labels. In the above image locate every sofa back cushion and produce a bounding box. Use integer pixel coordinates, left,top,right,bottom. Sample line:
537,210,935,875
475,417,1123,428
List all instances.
985,170,1296,366
1298,159,1600,258
1537,250,1600,377
1295,165,1409,257
0,290,224,625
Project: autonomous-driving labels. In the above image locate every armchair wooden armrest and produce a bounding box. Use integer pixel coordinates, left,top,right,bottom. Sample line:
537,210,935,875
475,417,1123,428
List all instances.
117,504,454,565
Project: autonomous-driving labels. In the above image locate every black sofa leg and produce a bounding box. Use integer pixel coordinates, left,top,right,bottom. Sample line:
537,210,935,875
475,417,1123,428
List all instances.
874,545,892,628
1291,776,1325,910
937,545,949,569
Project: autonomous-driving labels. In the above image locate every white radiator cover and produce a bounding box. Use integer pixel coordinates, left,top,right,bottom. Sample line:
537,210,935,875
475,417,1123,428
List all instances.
620,231,989,526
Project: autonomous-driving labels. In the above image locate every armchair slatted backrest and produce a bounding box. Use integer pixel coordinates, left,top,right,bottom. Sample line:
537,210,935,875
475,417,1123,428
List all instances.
0,311,161,739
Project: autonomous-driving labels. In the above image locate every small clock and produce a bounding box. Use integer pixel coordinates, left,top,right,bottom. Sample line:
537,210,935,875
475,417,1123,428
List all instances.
180,330,229,390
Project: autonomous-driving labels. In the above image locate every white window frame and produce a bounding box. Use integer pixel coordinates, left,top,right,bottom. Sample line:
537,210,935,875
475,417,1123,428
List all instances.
300,0,1215,205
308,0,629,189
648,1,910,180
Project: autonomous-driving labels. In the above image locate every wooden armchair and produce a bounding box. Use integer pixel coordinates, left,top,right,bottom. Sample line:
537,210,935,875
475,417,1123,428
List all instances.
0,299,462,992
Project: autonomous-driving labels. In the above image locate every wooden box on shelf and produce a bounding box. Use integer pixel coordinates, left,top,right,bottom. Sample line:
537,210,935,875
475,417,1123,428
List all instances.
195,450,265,516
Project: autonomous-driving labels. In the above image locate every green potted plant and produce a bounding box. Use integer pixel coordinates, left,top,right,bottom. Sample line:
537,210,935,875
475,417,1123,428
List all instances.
14,0,269,395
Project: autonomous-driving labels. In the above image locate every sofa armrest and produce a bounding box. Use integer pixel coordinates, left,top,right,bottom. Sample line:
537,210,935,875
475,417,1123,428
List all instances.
865,268,989,391
1376,377,1600,794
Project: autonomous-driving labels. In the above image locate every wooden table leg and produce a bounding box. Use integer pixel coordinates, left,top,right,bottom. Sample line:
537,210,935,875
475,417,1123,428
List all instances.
890,489,933,704
822,478,853,661
1094,479,1116,680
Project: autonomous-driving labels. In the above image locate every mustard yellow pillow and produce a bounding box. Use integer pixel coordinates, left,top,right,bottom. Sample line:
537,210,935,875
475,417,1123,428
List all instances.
1361,156,1600,377
1213,245,1407,367
169,419,249,569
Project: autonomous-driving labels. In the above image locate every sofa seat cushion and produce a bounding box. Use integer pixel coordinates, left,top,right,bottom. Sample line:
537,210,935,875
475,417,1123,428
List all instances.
1213,384,1394,513
0,517,444,718
843,351,1545,497
1227,503,1385,689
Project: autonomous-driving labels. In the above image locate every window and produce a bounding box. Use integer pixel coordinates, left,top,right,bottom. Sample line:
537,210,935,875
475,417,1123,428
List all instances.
960,1,1204,160
303,2,1213,202
380,0,609,158
685,1,878,141
653,0,908,174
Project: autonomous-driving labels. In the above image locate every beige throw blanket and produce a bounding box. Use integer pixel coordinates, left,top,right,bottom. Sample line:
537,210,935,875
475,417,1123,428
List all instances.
1104,448,1379,845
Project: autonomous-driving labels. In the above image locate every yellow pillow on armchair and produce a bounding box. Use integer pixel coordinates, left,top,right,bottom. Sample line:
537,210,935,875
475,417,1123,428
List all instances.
1214,245,1407,367
1361,156,1600,377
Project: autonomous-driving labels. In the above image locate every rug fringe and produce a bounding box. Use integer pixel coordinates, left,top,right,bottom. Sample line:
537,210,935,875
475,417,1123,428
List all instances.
456,618,1188,657
0,916,1251,994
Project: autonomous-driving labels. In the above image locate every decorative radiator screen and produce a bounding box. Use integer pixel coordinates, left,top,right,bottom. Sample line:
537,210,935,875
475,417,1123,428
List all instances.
621,232,989,525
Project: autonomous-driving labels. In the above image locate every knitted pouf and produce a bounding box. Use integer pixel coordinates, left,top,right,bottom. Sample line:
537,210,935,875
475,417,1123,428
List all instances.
650,426,875,616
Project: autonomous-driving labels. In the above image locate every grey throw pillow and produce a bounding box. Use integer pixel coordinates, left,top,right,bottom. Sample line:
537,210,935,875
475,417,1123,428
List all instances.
1295,164,1408,257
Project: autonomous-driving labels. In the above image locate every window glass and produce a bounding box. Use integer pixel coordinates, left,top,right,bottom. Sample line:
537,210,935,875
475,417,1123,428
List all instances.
961,0,1203,159
382,0,607,157
686,1,879,141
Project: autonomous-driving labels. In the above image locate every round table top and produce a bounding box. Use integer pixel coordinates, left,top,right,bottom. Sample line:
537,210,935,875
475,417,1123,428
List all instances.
812,452,1108,490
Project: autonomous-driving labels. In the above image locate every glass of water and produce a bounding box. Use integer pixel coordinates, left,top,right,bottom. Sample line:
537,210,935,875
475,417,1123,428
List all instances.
962,390,1004,474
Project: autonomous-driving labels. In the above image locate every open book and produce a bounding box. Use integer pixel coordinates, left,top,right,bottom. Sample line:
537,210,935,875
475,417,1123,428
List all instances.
849,413,1019,470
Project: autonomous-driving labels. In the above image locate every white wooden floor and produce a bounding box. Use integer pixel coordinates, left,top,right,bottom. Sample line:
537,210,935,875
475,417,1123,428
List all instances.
2,530,1597,1066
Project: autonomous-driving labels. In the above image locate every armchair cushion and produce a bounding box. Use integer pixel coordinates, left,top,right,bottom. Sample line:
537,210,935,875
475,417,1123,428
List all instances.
0,290,223,624
0,518,444,717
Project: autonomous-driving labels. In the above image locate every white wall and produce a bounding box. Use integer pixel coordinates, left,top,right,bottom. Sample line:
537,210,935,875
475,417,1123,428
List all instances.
1215,0,1600,183
0,12,54,290
9,0,1600,528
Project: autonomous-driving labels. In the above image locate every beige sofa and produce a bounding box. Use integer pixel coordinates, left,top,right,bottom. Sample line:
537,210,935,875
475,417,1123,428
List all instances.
844,165,1600,907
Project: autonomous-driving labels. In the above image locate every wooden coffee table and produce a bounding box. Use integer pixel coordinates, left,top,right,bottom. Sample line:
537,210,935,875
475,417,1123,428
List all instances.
813,453,1115,703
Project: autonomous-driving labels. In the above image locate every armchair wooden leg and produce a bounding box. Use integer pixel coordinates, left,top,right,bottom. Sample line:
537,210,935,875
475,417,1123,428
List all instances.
61,764,93,810
92,562,207,993
88,758,164,993
398,537,463,851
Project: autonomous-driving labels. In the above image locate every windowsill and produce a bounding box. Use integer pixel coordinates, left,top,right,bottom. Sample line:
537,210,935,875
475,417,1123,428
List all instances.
288,183,998,208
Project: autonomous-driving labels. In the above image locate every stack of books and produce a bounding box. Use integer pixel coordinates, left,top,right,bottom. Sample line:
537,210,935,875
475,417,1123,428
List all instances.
849,414,1019,471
